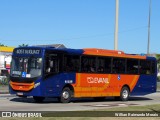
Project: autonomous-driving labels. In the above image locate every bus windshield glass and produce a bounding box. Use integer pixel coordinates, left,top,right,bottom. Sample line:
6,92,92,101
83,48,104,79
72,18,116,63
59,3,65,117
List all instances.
10,57,42,78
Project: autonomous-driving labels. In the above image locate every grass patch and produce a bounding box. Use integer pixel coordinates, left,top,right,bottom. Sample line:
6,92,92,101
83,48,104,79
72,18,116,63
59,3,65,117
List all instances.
1,105,160,120
95,104,160,112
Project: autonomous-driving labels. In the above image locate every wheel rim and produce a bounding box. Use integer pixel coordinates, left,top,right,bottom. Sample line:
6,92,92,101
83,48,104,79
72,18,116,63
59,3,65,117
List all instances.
122,89,128,99
62,91,70,100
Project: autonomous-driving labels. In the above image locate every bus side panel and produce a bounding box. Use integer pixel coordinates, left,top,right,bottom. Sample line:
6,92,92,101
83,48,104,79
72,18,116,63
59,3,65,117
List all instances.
9,73,77,97
73,73,140,98
130,74,157,96
42,73,76,97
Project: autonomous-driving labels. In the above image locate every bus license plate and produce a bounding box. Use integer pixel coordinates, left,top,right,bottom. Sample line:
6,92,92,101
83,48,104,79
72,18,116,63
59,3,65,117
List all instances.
17,92,23,96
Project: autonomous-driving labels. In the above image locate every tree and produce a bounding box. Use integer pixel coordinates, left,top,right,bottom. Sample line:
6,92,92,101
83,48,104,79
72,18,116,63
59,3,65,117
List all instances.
18,44,29,47
0,43,7,46
156,54,160,80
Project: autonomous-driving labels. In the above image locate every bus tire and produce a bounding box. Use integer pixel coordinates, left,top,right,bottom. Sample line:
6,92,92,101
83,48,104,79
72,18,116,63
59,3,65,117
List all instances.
17,95,27,98
59,87,72,103
120,86,130,101
33,96,45,103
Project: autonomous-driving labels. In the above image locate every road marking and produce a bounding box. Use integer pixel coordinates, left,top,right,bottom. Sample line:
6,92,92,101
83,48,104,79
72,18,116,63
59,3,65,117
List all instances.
93,104,110,107
87,103,138,107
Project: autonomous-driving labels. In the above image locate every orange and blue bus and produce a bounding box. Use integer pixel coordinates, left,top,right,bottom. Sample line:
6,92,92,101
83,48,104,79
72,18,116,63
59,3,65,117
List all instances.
9,47,157,103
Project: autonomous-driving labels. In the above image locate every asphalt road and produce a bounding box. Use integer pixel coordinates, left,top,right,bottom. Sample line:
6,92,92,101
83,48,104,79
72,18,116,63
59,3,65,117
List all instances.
0,92,160,112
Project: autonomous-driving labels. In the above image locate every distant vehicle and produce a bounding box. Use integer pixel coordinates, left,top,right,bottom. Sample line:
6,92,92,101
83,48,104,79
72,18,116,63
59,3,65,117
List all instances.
9,46,157,103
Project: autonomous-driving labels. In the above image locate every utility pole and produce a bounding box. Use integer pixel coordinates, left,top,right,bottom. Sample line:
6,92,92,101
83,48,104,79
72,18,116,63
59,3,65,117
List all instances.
114,0,119,50
147,0,151,54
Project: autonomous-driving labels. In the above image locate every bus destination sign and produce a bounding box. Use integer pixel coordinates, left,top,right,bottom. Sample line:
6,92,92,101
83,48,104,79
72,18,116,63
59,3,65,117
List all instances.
15,49,41,55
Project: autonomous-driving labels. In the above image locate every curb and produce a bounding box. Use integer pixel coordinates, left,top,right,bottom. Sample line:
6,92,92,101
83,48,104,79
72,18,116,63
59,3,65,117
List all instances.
0,92,9,94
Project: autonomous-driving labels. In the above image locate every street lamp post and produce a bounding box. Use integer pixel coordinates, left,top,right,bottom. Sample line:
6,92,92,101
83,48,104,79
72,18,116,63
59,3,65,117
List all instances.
147,0,151,55
114,0,119,50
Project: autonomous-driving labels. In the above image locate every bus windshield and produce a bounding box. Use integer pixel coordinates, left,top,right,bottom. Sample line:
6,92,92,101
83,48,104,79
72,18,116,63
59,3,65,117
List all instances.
10,57,42,78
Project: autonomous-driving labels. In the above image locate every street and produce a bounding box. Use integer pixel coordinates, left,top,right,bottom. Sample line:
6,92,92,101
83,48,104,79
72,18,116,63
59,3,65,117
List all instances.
0,92,160,111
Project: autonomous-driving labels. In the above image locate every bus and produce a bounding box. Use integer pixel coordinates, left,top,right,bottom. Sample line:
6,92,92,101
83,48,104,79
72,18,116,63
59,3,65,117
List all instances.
9,47,157,103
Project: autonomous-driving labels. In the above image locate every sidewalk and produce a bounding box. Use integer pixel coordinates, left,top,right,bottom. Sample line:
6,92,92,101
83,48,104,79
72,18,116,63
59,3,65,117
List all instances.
0,85,9,94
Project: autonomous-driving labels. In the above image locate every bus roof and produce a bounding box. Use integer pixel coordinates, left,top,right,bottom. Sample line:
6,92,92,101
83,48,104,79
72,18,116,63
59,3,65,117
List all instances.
15,46,155,60
83,48,147,59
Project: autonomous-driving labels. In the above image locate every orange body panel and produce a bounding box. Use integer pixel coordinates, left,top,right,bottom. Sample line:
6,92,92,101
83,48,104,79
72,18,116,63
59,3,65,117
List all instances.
83,48,146,59
10,81,34,91
72,73,139,97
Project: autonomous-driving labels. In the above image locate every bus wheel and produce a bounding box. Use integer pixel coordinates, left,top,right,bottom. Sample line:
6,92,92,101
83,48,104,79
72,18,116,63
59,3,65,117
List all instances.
59,87,72,103
33,96,45,103
120,86,130,101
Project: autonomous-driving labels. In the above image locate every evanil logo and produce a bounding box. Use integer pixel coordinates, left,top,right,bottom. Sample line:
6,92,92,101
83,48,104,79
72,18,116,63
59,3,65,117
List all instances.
87,77,109,84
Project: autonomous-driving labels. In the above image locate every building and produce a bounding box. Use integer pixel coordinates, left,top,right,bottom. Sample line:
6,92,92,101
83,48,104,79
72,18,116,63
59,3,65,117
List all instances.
34,44,66,49
0,46,14,76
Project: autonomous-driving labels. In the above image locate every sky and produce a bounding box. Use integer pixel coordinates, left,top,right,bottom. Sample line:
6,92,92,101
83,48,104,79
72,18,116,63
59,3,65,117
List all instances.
0,0,160,54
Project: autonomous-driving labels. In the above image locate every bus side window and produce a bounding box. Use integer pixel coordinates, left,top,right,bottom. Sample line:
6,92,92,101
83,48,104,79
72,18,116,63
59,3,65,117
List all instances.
97,57,105,73
64,55,80,72
151,61,156,74
105,58,112,73
97,57,111,73
45,57,50,73
112,58,125,74
45,54,59,74
140,60,152,75
126,59,139,74
81,56,96,73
